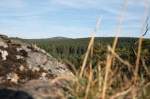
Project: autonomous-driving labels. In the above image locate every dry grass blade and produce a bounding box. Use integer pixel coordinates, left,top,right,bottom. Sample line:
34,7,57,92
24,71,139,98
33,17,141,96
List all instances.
50,76,74,84
112,0,128,50
84,33,94,99
79,34,95,78
132,0,149,98
134,0,149,79
79,18,101,78
98,63,103,93
101,0,128,99
141,58,150,76
135,38,143,79
144,82,150,89
108,46,133,68
84,64,93,99
76,18,101,94
110,87,133,99
102,54,112,99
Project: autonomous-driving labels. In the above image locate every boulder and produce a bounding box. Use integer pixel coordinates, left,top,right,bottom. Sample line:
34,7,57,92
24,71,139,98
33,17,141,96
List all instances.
0,34,74,99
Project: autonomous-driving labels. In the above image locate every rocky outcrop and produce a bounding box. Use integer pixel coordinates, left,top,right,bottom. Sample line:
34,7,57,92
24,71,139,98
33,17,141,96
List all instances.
0,34,74,99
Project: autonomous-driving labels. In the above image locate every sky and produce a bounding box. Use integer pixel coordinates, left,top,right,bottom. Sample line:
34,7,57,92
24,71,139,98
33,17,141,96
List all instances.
0,0,150,38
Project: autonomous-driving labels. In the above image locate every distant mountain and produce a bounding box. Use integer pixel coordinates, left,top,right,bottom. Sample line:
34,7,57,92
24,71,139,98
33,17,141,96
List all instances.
9,36,72,44
50,36,71,40
11,36,71,40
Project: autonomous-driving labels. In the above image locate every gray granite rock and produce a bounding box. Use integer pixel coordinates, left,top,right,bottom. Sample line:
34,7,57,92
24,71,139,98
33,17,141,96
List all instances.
0,34,74,99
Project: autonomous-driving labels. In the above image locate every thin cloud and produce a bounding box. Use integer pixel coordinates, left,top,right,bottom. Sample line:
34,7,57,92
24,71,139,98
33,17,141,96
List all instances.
0,0,149,38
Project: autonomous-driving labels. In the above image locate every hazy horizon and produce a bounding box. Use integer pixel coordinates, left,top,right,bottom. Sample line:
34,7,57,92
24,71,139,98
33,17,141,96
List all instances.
1,33,149,39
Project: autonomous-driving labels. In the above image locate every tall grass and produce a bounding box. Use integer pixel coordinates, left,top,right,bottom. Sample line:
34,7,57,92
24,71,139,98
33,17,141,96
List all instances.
49,0,150,99
71,0,150,99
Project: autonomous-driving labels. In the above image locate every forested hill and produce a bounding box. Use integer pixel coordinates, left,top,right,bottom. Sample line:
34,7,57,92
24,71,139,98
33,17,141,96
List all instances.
15,37,150,69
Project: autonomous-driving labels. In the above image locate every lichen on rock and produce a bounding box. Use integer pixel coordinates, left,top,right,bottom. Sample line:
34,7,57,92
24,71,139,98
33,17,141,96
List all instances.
0,49,8,60
0,34,74,99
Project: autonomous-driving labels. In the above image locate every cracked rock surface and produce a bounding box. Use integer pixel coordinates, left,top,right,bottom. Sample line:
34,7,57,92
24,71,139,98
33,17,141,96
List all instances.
0,34,74,99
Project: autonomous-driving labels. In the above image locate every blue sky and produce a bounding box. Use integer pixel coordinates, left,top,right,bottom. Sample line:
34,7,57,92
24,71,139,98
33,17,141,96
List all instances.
0,0,150,38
